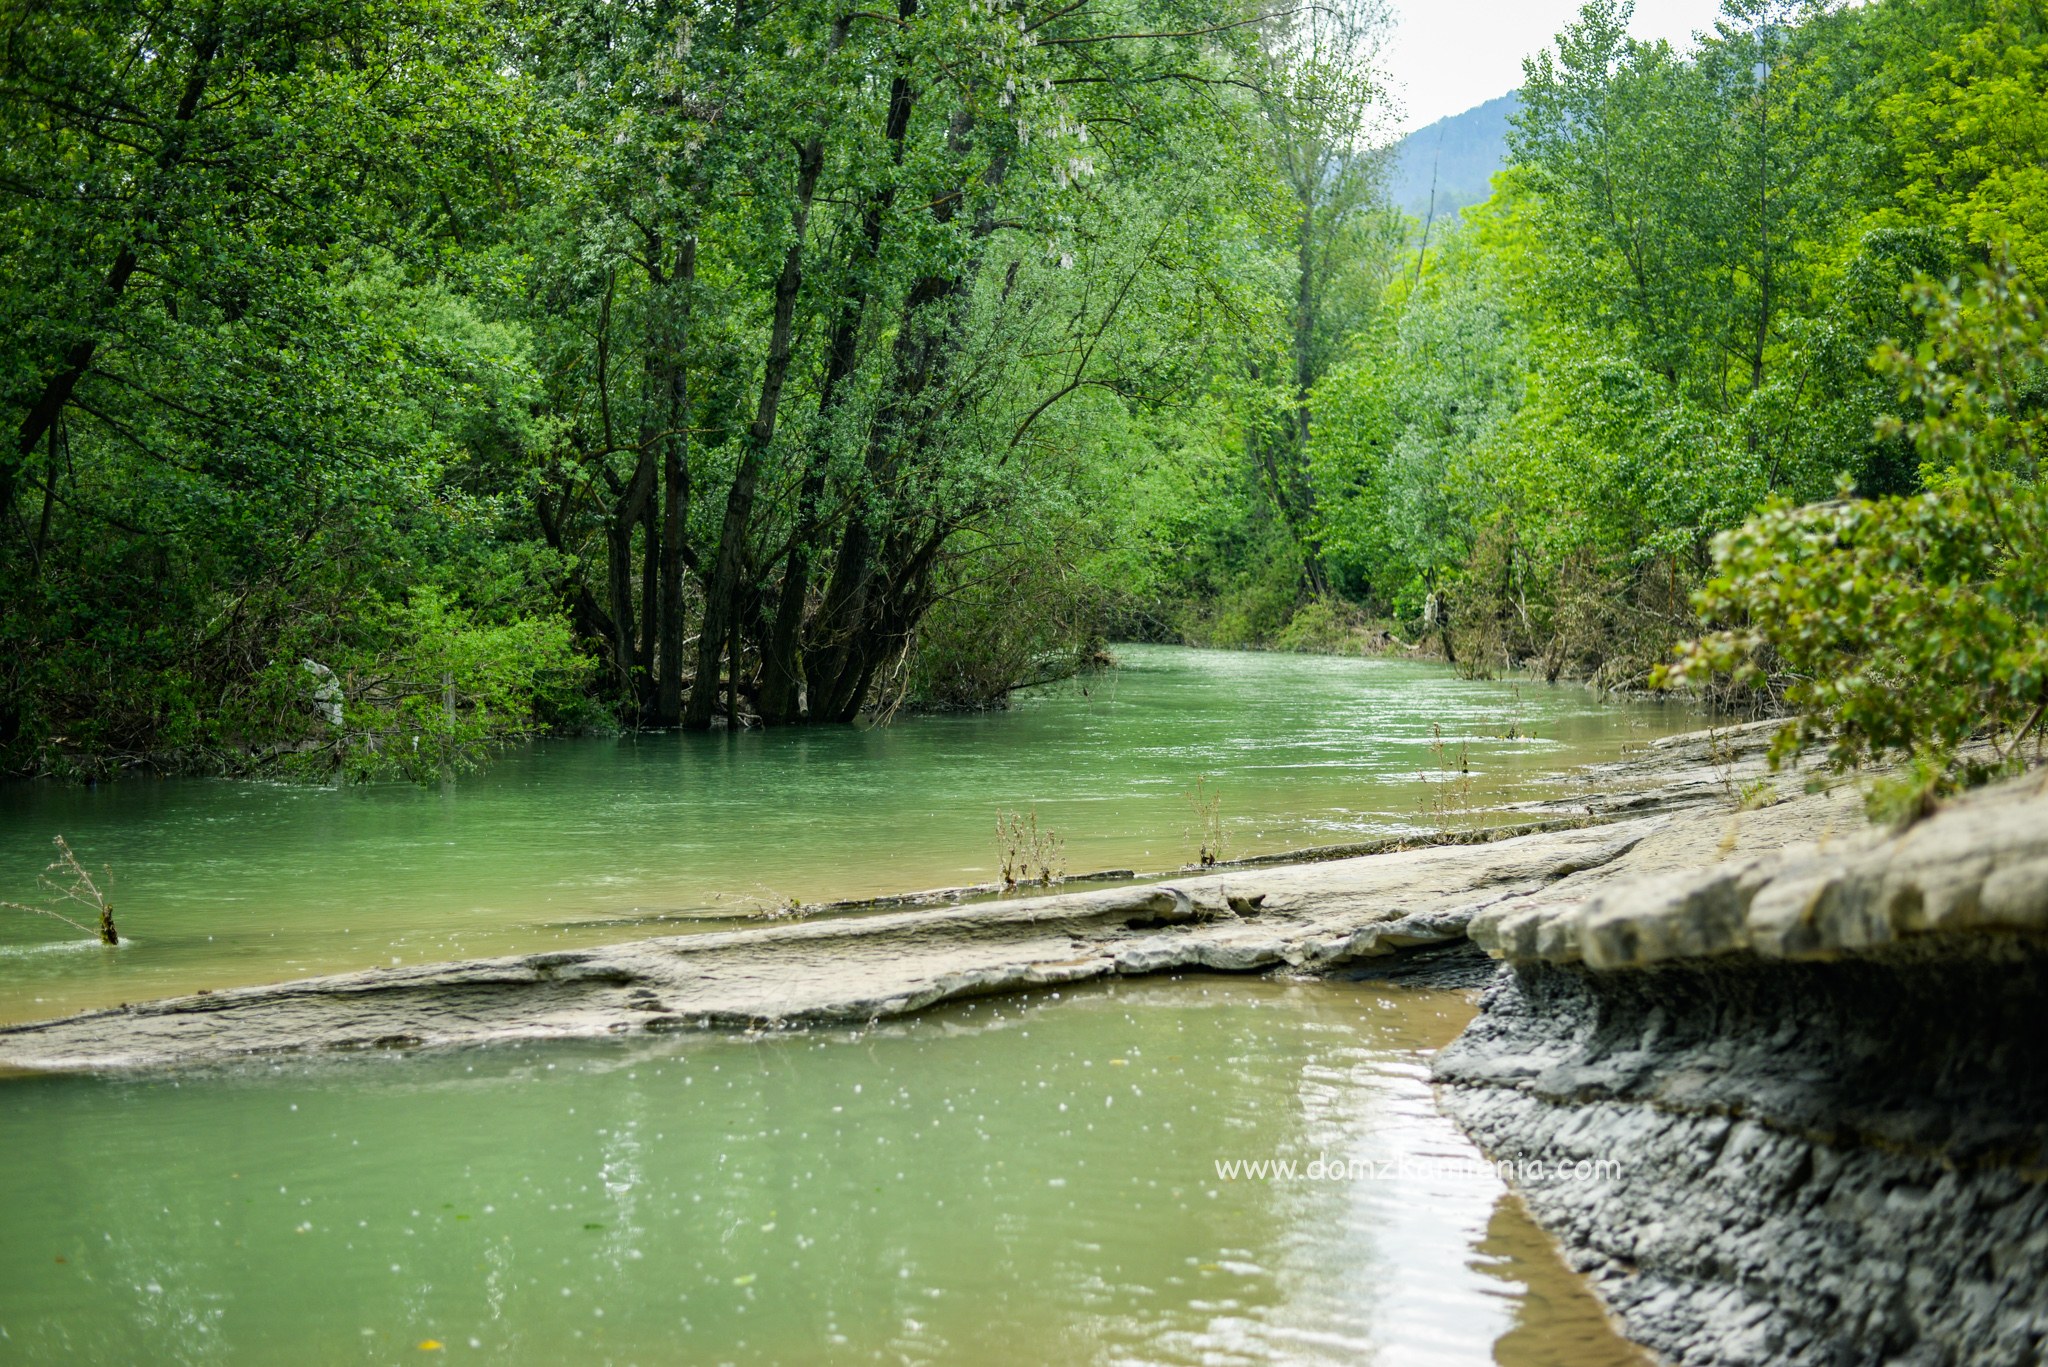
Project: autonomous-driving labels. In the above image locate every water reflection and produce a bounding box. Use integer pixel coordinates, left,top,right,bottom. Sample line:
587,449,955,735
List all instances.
0,977,1644,1365
1477,1195,1651,1367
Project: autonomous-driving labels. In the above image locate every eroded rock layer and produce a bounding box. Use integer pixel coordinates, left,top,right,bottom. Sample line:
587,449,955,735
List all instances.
0,821,1650,1071
1437,774,2048,1366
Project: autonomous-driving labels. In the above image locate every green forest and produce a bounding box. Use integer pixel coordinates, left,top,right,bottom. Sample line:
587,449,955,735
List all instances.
3,0,2044,791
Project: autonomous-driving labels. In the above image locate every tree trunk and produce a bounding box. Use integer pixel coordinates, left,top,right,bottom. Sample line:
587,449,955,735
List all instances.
683,122,833,729
1291,190,1330,598
819,518,950,723
654,238,697,727
606,456,655,702
805,109,1001,720
725,603,742,728
758,61,920,725
805,269,961,720
637,485,658,710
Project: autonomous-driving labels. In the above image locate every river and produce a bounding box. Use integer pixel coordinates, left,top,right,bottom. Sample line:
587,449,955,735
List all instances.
0,977,1648,1365
1,648,1688,1364
0,646,1696,1023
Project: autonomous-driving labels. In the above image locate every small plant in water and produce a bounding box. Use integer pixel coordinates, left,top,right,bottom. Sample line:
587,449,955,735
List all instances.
1,836,119,944
1421,724,1476,837
1493,687,1529,741
1185,776,1227,868
995,809,1065,889
996,810,1025,887
755,894,805,921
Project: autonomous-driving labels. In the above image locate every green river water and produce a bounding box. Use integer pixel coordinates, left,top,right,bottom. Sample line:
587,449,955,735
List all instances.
0,978,1646,1365
0,646,1695,1023
0,647,1691,1364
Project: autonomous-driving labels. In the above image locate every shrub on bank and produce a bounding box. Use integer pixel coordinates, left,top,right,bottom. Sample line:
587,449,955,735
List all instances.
1667,261,2048,818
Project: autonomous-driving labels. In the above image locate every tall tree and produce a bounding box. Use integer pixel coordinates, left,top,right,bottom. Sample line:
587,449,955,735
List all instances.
1244,0,1395,596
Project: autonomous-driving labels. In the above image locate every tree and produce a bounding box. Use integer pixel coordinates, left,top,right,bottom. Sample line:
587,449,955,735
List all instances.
519,0,1307,729
1242,0,1396,598
1868,0,2048,283
0,0,570,777
1669,259,2048,815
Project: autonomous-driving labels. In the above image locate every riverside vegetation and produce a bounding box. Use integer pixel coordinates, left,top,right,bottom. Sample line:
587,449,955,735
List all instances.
4,4,2043,1359
1,0,2044,801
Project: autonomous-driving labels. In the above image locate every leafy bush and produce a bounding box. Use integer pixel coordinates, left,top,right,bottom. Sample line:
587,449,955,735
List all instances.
277,590,592,784
1270,597,1370,654
902,530,1111,715
1667,261,2048,815
1190,534,1309,649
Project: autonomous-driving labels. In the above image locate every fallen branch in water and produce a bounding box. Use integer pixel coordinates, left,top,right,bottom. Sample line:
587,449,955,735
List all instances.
1,836,118,945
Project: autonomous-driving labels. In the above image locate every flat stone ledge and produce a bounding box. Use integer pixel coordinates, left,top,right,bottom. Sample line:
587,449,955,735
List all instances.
1470,770,2048,971
0,719,1858,1075
0,821,1659,1073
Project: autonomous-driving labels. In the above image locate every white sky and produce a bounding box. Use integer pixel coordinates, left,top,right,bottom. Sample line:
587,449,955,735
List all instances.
1386,0,1732,131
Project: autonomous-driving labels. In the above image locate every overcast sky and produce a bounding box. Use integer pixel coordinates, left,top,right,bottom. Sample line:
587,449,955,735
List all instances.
1385,0,1732,131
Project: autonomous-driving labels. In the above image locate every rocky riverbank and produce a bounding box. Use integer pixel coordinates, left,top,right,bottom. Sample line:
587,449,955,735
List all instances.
7,721,2041,1362
1436,769,2048,1365
0,721,1795,1072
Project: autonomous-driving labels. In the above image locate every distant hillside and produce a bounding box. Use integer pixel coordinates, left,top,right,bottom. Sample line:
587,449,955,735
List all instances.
1389,92,1518,222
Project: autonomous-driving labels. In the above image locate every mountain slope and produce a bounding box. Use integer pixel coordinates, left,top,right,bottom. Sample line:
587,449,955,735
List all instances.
1389,92,1518,221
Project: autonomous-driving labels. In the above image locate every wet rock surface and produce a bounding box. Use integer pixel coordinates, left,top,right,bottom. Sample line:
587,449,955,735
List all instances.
0,821,1657,1072
1437,771,2048,1366
0,721,1785,1074
17,721,2041,1364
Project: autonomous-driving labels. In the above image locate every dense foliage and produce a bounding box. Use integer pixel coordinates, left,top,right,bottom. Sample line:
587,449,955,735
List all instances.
1668,263,2048,813
0,0,573,774
1,0,1363,776
1295,0,2048,690
3,0,2045,782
